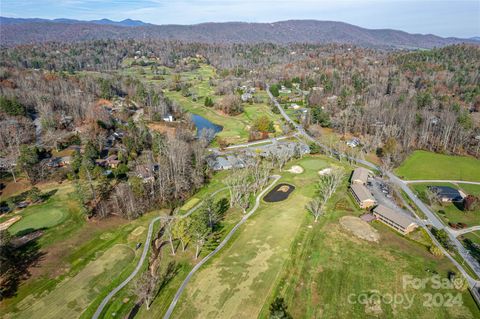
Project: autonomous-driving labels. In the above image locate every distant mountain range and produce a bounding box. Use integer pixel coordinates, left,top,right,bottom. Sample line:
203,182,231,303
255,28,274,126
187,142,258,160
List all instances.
0,17,478,48
0,17,149,27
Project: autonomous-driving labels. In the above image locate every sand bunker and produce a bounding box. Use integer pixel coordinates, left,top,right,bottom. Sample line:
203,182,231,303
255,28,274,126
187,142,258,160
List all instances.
288,165,304,174
0,216,22,231
318,168,332,176
131,226,145,236
340,216,380,242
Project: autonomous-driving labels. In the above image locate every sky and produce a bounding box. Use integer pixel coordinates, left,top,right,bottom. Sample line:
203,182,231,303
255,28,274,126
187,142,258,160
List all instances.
1,0,479,38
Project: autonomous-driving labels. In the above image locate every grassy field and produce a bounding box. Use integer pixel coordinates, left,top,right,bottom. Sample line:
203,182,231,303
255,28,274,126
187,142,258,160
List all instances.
121,63,285,145
9,244,135,319
171,156,331,318
165,155,479,318
87,170,245,319
459,183,480,196
460,231,480,246
410,183,480,227
0,179,170,319
395,150,480,181
261,196,480,318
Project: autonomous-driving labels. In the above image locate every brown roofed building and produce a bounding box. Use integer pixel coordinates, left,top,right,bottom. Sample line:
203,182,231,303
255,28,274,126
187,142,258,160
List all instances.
350,183,376,209
351,167,370,185
373,205,418,235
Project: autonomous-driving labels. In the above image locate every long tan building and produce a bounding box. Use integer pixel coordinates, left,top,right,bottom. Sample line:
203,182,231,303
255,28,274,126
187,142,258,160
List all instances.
351,167,370,185
373,204,418,235
350,183,376,209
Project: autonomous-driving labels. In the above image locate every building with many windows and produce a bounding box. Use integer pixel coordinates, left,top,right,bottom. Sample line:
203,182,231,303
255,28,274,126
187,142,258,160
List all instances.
373,204,418,234
350,183,376,209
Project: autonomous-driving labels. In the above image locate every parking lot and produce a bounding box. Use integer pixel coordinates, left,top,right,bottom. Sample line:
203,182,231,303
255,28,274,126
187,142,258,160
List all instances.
367,177,417,219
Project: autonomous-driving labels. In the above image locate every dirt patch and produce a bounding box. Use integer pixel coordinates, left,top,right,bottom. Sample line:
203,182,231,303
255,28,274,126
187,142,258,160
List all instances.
318,168,332,176
340,216,380,242
287,165,304,174
0,216,22,231
0,179,31,199
148,122,178,137
263,183,295,202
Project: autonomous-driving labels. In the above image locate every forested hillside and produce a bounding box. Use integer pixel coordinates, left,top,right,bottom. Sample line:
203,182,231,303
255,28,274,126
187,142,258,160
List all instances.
0,19,476,48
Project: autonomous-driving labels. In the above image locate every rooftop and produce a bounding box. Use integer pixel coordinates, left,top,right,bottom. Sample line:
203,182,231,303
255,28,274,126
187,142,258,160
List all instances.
350,183,375,202
373,204,415,229
428,186,463,201
351,167,370,184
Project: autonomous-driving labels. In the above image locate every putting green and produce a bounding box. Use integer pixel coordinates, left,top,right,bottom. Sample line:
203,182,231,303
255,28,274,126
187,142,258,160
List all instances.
9,208,66,235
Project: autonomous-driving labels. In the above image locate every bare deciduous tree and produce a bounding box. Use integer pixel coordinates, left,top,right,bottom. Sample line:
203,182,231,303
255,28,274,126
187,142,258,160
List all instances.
309,168,344,221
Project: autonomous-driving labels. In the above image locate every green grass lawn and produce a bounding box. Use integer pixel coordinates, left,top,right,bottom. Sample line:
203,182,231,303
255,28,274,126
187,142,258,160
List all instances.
410,183,480,227
0,180,171,319
166,155,479,319
86,170,251,319
8,201,68,235
10,244,135,319
459,183,480,196
460,231,480,246
261,200,480,318
395,150,480,181
170,156,341,318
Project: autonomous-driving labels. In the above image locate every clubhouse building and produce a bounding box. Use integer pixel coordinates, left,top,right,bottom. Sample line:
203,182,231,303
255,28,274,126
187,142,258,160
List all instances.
350,167,376,209
350,183,376,209
373,204,418,235
351,167,370,185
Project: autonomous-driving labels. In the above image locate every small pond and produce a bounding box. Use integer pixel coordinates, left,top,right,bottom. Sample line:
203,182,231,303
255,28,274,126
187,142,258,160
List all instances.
263,183,295,202
191,114,223,138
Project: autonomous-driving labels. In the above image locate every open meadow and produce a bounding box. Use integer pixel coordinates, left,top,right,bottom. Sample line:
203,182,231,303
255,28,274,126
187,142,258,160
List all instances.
395,151,480,181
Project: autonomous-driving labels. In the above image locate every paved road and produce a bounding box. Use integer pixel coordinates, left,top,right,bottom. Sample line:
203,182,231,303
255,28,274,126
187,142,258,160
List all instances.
162,175,281,319
404,180,480,185
92,215,164,319
266,85,480,298
216,135,291,151
451,226,480,236
92,185,229,318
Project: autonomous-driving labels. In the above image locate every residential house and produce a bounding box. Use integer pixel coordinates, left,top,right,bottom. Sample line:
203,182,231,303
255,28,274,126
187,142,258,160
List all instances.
346,138,360,148
105,155,120,168
241,92,253,102
350,183,376,209
428,186,464,202
207,154,246,171
279,86,291,94
373,205,418,234
163,114,175,122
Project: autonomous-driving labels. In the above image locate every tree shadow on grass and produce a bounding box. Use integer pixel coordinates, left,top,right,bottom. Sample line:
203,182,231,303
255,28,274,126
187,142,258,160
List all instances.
0,233,45,300
40,189,58,202
127,302,142,319
464,238,480,264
